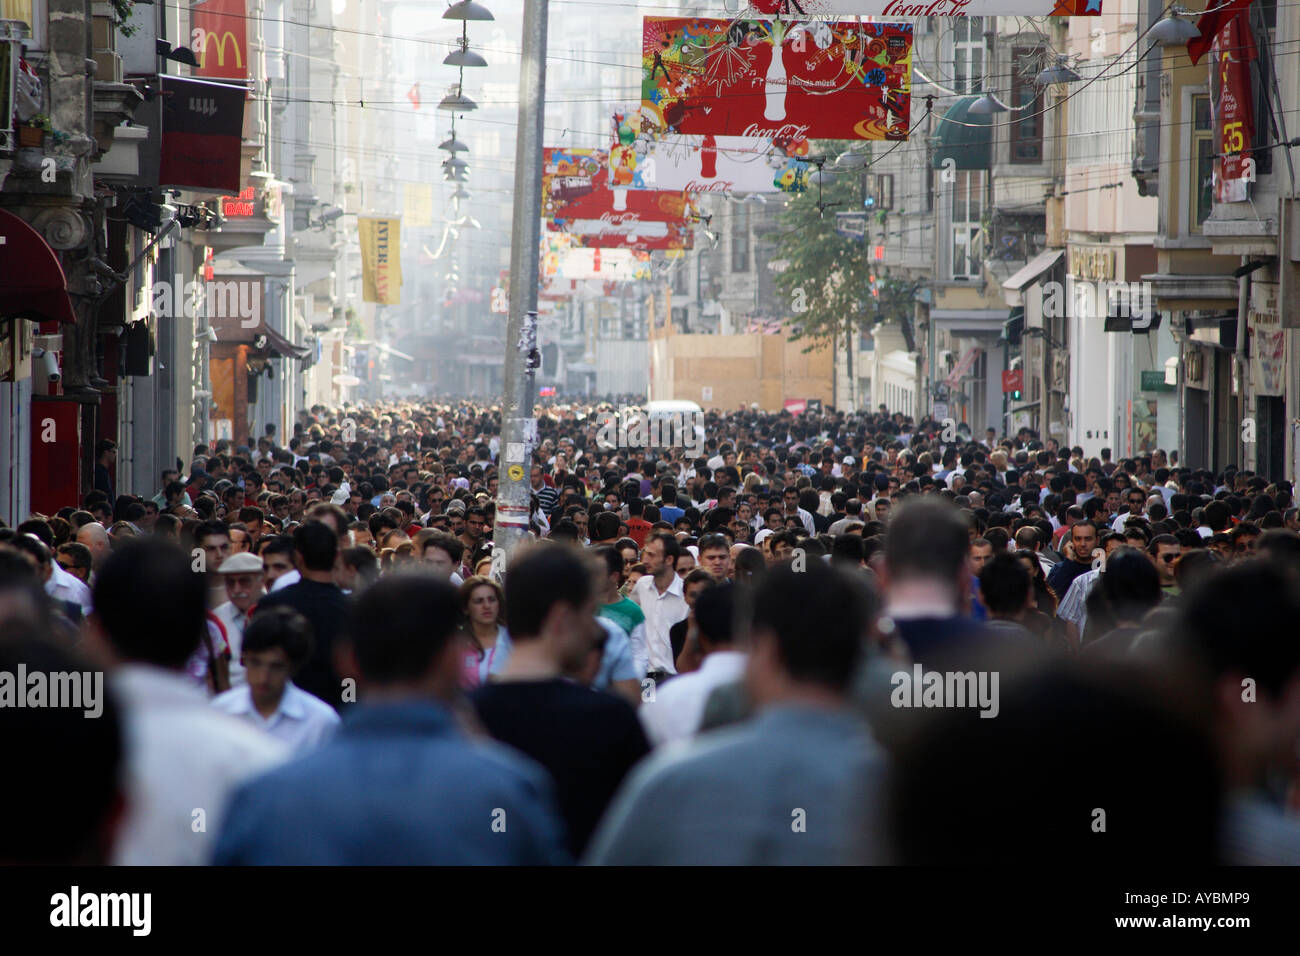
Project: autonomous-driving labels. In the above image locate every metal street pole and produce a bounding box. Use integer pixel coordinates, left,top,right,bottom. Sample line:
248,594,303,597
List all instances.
493,0,548,571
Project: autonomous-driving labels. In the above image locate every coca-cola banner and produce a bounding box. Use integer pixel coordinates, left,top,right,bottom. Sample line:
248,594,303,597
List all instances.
742,0,1101,14
641,18,912,141
610,108,806,194
542,246,650,282
642,133,811,194
544,148,696,251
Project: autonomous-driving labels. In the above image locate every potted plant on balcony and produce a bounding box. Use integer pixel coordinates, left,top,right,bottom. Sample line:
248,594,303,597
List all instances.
18,114,50,148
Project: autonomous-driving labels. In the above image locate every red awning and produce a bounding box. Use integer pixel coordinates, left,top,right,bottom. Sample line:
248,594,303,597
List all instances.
0,209,78,324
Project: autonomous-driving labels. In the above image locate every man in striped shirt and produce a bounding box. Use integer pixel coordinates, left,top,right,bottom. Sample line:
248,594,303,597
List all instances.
531,465,559,516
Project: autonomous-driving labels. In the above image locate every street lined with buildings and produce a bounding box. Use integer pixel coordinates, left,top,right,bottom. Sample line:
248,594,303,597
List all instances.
1,0,1299,903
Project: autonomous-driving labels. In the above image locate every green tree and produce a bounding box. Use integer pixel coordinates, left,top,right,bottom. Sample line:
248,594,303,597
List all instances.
771,145,874,350
771,145,921,401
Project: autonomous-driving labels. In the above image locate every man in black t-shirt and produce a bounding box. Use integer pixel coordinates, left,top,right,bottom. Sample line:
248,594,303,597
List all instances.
472,545,649,857
255,521,350,710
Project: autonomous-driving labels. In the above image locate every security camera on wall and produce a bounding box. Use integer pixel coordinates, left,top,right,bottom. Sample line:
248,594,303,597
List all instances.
31,347,59,384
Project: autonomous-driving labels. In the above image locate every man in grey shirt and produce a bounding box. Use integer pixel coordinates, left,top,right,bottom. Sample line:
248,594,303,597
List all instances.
585,561,887,865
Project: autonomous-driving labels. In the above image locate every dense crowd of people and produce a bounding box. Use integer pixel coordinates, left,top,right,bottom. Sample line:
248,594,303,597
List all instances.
3,399,1300,865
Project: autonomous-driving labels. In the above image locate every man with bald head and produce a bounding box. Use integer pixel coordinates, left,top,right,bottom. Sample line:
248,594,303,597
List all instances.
76,521,112,578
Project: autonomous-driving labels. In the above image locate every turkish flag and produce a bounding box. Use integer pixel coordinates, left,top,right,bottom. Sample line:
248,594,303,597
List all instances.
1187,0,1252,65
407,83,421,110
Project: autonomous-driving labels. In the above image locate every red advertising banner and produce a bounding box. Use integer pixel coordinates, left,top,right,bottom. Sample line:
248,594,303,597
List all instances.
543,148,695,251
1211,10,1255,204
744,0,1100,15
642,17,912,141
159,76,246,193
191,0,249,81
1001,368,1023,394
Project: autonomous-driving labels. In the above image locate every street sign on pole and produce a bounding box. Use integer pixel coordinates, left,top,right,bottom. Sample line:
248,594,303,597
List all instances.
834,212,868,240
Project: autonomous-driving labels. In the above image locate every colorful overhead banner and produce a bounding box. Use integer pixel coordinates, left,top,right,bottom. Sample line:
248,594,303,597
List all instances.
561,219,696,251
642,18,912,141
1210,10,1255,204
542,247,649,281
744,0,1100,13
544,148,696,250
608,106,809,194
545,148,696,222
191,0,248,82
642,134,811,194
358,217,403,304
159,76,246,193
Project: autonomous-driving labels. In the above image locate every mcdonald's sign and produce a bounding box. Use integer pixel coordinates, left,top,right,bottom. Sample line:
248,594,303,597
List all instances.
190,0,247,81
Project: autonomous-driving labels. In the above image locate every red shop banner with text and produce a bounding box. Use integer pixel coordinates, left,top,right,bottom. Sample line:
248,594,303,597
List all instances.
191,0,248,81
1211,10,1255,204
641,17,912,141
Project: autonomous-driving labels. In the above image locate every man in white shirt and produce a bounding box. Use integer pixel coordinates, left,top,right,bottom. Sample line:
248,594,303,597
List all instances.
209,551,265,688
212,604,340,752
1111,487,1150,533
640,582,746,746
46,553,92,616
86,538,287,866
631,531,689,680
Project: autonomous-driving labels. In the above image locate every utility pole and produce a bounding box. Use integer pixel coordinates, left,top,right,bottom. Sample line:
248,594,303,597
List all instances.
493,0,548,570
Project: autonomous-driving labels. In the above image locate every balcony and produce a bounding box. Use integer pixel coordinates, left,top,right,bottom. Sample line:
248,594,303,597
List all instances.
91,4,143,157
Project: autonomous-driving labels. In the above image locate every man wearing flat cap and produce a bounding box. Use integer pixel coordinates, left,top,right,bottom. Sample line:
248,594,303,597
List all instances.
209,551,265,689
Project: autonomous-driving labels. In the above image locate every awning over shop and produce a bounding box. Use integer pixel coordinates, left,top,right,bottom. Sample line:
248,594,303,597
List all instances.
1002,248,1065,293
262,325,311,361
1141,272,1238,307
931,96,991,171
930,308,1009,333
0,209,78,324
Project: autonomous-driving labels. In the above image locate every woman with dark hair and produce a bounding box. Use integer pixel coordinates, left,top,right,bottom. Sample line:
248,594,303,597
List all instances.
458,575,510,688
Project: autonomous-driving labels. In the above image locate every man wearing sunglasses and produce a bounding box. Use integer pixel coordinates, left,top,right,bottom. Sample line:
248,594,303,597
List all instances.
1147,534,1181,598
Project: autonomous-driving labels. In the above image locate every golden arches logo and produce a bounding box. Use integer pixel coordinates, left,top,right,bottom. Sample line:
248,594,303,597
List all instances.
191,28,244,69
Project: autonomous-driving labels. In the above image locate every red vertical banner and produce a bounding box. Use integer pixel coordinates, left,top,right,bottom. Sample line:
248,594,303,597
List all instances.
1212,11,1255,204
30,400,81,518
191,0,248,82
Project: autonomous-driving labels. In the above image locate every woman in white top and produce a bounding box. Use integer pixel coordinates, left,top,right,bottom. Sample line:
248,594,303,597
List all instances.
458,575,511,688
